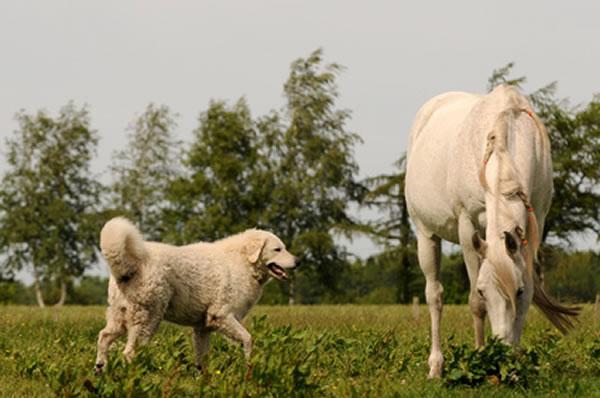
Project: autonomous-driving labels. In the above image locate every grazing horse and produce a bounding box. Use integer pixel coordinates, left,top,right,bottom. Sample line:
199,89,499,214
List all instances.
405,85,579,378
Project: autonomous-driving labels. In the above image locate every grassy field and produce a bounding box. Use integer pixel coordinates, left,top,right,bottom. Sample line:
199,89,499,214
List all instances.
1,304,599,397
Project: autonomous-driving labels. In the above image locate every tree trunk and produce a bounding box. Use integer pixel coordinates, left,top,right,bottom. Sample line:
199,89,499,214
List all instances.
32,267,46,308
400,249,411,303
397,197,412,303
55,278,67,306
288,275,296,305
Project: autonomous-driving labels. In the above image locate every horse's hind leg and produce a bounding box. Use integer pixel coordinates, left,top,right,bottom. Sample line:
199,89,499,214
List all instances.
417,230,443,379
458,213,486,348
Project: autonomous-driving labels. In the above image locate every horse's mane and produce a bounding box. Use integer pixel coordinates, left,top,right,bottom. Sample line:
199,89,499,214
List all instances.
478,96,580,333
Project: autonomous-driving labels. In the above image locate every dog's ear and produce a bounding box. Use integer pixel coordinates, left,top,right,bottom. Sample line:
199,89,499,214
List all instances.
247,238,267,264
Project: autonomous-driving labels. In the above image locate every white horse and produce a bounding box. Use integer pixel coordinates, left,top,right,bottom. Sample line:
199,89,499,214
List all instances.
405,85,579,378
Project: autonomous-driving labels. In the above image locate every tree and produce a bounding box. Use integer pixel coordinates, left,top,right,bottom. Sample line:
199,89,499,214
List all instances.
165,50,363,304
163,99,268,244
0,103,102,306
362,156,417,303
264,49,365,304
538,93,600,244
110,103,180,239
70,276,109,305
488,63,600,245
544,249,600,302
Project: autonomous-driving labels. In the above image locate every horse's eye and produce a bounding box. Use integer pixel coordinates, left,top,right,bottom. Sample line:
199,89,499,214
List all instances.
274,248,282,252
516,287,524,297
477,289,485,298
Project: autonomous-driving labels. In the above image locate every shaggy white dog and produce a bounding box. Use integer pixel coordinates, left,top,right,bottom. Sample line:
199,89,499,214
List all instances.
94,217,298,373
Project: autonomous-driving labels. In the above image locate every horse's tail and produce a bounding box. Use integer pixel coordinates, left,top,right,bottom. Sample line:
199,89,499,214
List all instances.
533,279,581,334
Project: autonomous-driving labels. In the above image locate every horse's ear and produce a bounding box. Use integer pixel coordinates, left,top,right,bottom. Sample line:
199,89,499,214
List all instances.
503,231,518,255
472,232,487,257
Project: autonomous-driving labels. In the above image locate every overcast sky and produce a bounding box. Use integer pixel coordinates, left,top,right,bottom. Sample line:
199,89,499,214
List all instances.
1,1,598,279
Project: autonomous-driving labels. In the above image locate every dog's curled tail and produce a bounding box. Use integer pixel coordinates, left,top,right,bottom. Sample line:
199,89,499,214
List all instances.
100,217,148,282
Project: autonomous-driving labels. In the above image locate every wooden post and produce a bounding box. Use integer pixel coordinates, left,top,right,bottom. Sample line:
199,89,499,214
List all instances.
412,296,420,321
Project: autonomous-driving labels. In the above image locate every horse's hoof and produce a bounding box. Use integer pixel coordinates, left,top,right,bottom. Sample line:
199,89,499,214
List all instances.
427,370,442,379
427,365,442,379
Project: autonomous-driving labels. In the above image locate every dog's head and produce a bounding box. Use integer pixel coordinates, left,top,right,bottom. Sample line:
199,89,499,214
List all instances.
244,230,298,281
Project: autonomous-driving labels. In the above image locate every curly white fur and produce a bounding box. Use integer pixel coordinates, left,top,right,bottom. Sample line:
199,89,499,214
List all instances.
94,217,297,373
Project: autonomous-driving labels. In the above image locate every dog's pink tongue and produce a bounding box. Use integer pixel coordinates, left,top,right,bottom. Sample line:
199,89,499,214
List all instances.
269,264,288,280
276,268,287,278
275,267,287,279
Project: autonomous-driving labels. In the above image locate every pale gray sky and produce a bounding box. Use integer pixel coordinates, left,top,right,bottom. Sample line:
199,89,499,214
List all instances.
1,1,598,280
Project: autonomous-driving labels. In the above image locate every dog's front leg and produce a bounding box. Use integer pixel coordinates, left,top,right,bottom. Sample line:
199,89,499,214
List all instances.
208,313,252,359
192,327,211,371
95,314,126,373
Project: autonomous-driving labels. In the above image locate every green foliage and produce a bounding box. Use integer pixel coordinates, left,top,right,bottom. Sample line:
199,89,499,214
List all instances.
164,99,266,244
1,276,107,306
0,103,102,305
4,246,584,306
2,305,600,397
540,93,600,244
439,253,470,304
362,156,417,303
263,48,365,303
543,249,600,302
0,55,597,308
70,276,108,305
444,337,541,387
111,103,180,240
487,62,527,92
163,49,364,304
335,250,421,305
0,278,27,304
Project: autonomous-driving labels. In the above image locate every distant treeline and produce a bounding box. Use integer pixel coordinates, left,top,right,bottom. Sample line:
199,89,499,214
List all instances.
0,52,598,306
1,248,598,305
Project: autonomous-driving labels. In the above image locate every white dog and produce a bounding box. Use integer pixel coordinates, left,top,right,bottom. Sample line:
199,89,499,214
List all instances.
94,217,298,373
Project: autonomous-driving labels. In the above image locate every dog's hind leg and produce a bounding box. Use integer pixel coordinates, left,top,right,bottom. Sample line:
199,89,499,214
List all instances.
208,313,252,359
95,306,126,373
192,327,211,371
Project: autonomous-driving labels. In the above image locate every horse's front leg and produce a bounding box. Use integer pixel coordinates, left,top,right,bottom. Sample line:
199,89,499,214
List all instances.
417,231,443,378
459,213,486,347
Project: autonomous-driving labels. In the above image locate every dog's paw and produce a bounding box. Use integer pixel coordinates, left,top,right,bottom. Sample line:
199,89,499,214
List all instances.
245,364,254,381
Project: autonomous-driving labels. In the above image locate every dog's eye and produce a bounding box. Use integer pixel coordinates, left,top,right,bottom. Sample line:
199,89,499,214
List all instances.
517,287,524,297
274,248,282,252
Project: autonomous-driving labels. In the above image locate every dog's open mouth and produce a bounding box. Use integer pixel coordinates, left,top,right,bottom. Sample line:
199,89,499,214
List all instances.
267,263,288,280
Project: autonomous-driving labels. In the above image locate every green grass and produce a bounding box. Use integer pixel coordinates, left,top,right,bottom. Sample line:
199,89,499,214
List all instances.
1,304,599,397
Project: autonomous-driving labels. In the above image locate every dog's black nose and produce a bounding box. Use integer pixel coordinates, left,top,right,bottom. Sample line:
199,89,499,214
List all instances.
294,256,302,267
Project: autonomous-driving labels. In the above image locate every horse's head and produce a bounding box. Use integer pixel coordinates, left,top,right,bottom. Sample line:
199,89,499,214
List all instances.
472,228,534,344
